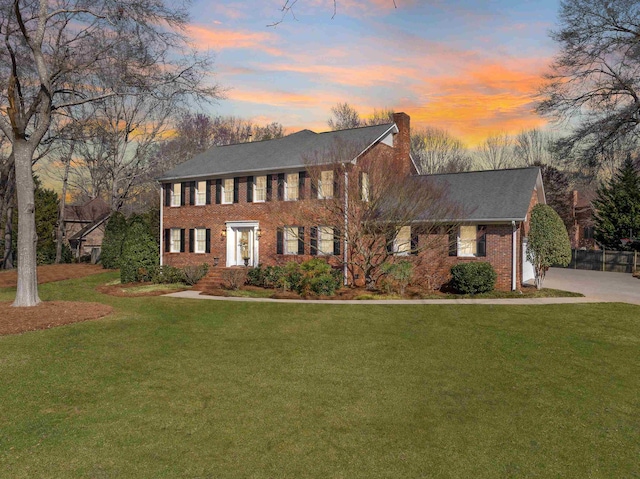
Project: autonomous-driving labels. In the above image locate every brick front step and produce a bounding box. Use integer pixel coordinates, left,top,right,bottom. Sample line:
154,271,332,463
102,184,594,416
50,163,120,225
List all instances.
193,266,248,291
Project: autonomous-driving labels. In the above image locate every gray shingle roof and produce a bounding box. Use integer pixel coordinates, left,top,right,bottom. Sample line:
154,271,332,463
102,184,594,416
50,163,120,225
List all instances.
158,123,396,181
411,167,543,222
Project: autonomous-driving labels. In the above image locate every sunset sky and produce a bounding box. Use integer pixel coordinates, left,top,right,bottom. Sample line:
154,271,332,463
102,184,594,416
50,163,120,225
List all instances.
188,0,561,146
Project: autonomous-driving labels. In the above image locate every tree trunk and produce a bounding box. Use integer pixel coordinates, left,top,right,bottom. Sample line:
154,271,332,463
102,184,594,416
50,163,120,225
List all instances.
3,205,14,269
55,152,72,263
12,140,40,307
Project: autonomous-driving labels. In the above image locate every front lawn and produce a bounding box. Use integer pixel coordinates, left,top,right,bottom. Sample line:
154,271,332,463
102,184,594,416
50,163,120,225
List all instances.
0,273,639,478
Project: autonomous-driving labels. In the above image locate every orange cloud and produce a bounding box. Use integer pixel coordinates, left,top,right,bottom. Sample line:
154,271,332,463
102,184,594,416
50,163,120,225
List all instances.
187,25,283,56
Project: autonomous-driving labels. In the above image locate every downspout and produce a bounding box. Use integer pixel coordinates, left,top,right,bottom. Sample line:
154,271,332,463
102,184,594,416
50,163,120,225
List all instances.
512,220,517,291
159,185,164,266
343,167,349,286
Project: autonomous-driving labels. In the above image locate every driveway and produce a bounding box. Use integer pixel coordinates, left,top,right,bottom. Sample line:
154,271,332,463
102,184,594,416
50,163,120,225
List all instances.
544,268,640,305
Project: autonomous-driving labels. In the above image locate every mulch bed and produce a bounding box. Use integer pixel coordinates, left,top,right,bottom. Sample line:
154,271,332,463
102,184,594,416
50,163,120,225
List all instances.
0,301,114,336
0,264,107,288
96,282,189,297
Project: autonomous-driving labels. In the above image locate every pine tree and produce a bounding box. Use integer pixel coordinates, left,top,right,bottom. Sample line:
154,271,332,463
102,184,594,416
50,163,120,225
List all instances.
593,156,640,251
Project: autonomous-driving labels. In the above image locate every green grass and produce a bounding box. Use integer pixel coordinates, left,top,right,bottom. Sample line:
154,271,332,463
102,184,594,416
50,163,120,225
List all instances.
0,273,639,478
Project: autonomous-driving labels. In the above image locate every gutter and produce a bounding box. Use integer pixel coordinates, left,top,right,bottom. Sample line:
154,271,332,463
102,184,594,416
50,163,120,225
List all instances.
343,167,349,286
512,221,517,291
160,187,164,266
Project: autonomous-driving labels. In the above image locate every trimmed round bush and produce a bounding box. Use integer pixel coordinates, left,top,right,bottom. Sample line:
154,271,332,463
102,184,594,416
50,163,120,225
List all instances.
450,262,497,294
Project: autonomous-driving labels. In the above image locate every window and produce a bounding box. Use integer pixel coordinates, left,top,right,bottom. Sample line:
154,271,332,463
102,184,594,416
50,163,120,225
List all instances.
170,228,181,253
194,228,206,253
195,181,206,206
222,178,234,204
394,226,411,255
458,225,477,256
284,226,299,255
254,175,267,202
171,183,181,207
361,172,370,202
285,172,299,201
318,226,334,255
318,170,334,199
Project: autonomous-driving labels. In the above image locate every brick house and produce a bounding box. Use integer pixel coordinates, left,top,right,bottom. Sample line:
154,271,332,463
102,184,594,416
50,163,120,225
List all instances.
158,113,544,291
64,197,111,259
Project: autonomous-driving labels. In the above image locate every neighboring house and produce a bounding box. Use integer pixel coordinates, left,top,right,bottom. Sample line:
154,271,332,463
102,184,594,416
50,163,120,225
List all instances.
158,113,544,291
64,197,111,258
570,189,597,249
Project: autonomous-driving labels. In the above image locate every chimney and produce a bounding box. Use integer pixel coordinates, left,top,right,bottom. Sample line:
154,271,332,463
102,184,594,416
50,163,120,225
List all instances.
392,112,412,176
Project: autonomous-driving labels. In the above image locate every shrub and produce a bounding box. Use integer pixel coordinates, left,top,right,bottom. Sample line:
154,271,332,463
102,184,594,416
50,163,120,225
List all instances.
100,212,127,269
152,265,185,284
222,269,247,290
309,274,339,296
527,204,572,289
246,266,265,286
450,262,497,294
120,221,159,283
379,260,413,295
182,263,210,286
263,265,286,289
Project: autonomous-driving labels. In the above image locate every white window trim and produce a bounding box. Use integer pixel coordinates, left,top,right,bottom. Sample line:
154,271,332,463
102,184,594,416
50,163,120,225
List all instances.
318,170,334,199
394,226,411,256
318,226,334,256
195,181,206,206
194,228,206,254
253,175,267,203
170,228,181,253
284,226,299,255
171,183,181,207
457,225,478,257
285,172,299,201
361,172,370,202
222,178,234,205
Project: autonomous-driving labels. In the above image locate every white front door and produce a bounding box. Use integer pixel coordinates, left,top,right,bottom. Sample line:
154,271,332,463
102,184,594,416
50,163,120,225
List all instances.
226,222,259,267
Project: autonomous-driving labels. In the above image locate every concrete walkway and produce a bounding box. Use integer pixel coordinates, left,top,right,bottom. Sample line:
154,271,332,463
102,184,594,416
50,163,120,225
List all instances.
164,289,606,305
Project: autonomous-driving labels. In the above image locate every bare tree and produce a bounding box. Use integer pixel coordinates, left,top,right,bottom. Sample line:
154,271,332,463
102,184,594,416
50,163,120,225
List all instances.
514,129,553,166
475,132,517,170
281,139,461,290
327,102,361,131
411,127,472,174
0,0,217,307
537,0,640,166
364,108,395,126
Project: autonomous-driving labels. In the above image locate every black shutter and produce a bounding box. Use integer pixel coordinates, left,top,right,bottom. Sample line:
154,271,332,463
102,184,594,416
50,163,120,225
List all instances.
205,229,211,254
189,229,194,253
277,173,285,200
358,173,363,201
266,174,273,201
448,228,457,257
386,230,395,254
189,181,196,205
477,225,487,257
298,171,306,200
247,176,254,203
310,227,318,256
333,173,340,199
180,183,186,206
180,229,186,253
164,228,170,252
215,179,221,204
297,227,305,255
333,228,341,256
233,177,239,203
276,227,284,255
311,176,318,198
411,227,419,255
164,184,171,207
206,180,212,205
